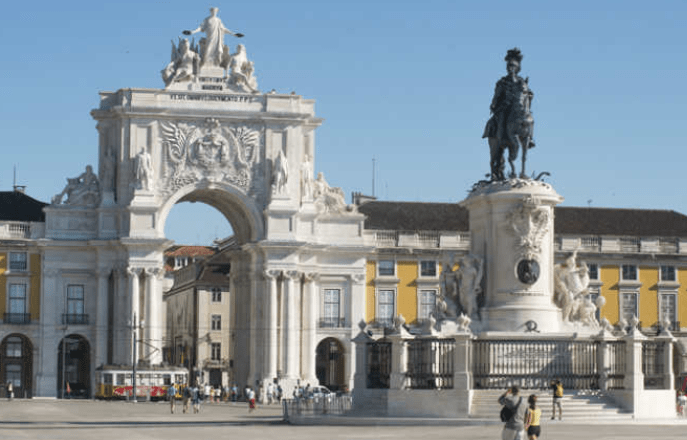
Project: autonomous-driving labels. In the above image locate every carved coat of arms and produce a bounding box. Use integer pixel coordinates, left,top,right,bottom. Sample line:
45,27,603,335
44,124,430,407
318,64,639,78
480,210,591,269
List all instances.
506,196,549,259
159,118,263,197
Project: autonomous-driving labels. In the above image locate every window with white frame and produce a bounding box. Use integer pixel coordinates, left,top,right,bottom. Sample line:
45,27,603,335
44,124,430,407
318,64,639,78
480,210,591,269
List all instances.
659,293,677,327
417,290,437,322
660,266,676,282
587,263,599,281
588,288,601,321
9,252,27,272
378,260,395,276
9,284,27,314
377,289,395,327
211,343,221,361
621,265,638,281
420,260,437,277
211,288,222,302
67,285,85,316
621,292,638,322
322,289,341,327
211,314,221,331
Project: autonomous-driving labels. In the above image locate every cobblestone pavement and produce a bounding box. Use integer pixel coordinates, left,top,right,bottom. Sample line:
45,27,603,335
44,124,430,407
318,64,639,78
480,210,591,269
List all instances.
0,399,685,440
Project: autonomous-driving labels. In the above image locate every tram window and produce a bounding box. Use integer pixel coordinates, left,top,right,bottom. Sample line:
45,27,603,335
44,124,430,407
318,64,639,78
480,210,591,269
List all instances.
116,374,125,385
163,374,171,385
104,374,113,385
175,374,185,384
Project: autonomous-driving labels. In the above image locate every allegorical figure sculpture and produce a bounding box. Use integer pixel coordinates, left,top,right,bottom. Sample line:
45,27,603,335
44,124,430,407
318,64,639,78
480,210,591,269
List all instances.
483,48,535,180
161,38,201,87
457,254,484,317
227,44,259,93
271,149,288,196
554,251,603,327
134,148,154,191
313,172,349,214
184,7,244,69
301,154,314,201
52,165,100,206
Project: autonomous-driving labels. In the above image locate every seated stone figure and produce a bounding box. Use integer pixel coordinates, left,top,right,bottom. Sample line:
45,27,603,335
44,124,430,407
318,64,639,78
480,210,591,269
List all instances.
162,38,200,88
313,172,351,214
227,44,258,93
52,165,100,206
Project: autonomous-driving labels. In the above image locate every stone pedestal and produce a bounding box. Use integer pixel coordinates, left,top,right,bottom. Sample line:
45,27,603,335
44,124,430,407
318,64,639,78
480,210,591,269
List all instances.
461,179,563,333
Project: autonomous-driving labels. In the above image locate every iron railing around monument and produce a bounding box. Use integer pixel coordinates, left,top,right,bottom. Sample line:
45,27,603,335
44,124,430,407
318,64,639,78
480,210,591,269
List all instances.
366,340,391,389
606,340,626,390
282,395,353,420
405,338,455,389
642,340,665,389
472,339,601,390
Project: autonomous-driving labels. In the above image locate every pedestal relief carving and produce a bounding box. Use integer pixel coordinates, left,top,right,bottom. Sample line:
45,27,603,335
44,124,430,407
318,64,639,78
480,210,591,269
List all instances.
506,195,549,260
160,118,264,198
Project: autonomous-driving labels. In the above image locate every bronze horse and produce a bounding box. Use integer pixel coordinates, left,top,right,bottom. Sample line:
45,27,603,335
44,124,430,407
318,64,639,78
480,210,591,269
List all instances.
485,78,535,180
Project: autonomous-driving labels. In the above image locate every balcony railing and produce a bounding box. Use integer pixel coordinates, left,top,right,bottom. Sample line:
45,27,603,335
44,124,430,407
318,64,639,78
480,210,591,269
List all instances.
319,318,345,328
4,313,31,324
62,314,89,325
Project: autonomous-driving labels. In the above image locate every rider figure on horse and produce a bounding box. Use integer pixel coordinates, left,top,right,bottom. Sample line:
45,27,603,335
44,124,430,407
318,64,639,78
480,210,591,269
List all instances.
483,48,535,180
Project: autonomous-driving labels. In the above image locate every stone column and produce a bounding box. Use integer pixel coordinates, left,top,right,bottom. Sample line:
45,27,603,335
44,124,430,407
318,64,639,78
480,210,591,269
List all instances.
453,332,473,391
389,331,410,390
36,269,60,397
248,272,260,386
144,267,163,365
348,273,367,390
127,267,141,364
95,269,110,369
623,318,647,393
301,273,318,383
113,267,130,364
263,270,280,381
283,270,301,378
594,329,615,391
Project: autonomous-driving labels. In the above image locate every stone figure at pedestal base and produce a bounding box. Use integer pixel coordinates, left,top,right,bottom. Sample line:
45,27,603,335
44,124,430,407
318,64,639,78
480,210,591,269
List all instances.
554,251,604,328
457,254,484,317
483,48,535,180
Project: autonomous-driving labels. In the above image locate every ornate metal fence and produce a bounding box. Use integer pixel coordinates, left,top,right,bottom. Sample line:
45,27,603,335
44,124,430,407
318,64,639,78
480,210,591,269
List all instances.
642,341,665,389
606,340,626,389
406,338,455,389
282,395,353,420
472,339,601,390
366,340,391,389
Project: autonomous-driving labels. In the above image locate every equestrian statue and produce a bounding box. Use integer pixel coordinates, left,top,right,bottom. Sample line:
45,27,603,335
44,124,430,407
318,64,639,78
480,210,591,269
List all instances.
482,48,535,180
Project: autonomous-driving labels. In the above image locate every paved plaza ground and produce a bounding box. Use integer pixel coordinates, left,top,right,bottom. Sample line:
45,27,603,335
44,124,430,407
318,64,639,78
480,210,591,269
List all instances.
0,399,685,440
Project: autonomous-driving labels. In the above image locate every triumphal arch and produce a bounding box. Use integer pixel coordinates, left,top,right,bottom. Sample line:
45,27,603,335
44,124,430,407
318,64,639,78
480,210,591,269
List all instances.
38,8,367,396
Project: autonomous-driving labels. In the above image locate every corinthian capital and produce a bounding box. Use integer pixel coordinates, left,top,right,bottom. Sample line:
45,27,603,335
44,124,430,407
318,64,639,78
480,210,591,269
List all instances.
263,269,281,280
302,272,319,283
283,270,300,280
145,266,165,279
127,266,142,278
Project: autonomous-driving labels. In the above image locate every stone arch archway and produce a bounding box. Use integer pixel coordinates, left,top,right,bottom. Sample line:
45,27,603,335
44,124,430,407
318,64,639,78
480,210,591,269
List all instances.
315,337,346,392
157,180,264,245
57,334,90,399
0,334,33,398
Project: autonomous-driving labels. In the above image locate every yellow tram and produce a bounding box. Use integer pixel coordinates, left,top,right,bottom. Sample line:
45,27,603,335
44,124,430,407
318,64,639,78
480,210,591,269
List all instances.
95,365,189,400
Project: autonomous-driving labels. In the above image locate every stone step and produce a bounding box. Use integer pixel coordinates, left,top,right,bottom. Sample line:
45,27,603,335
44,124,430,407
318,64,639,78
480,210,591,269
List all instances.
470,390,632,420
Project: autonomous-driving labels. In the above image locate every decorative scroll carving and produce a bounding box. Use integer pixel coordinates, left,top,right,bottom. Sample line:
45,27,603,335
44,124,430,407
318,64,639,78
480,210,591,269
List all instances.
52,165,101,206
159,118,263,198
506,195,549,259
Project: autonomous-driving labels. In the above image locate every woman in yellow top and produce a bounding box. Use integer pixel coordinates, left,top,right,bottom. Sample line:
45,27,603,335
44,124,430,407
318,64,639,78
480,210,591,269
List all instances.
524,394,542,440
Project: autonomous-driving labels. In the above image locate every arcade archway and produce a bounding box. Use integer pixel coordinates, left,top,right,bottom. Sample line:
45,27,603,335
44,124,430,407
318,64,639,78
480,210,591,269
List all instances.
315,338,346,392
1,334,33,398
57,335,90,399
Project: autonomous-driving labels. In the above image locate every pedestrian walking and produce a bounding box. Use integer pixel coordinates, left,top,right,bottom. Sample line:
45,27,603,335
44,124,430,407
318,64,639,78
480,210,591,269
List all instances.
550,379,563,420
247,387,256,412
191,385,200,413
677,391,687,417
498,386,527,440
524,394,541,440
6,382,13,401
231,383,238,402
204,383,211,403
168,383,177,414
182,385,190,413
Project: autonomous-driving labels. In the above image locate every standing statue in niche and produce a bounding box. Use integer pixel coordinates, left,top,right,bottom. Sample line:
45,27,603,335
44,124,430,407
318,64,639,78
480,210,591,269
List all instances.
161,38,201,87
183,7,244,69
271,149,288,196
457,254,484,317
52,165,100,206
100,146,116,191
483,48,535,180
301,154,314,201
134,148,154,191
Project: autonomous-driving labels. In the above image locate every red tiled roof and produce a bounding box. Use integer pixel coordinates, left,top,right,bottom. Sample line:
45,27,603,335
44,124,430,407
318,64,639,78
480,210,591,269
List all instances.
164,245,216,257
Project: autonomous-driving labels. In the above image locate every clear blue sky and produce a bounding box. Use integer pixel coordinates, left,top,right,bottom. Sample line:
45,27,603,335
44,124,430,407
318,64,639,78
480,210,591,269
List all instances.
1,0,685,245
